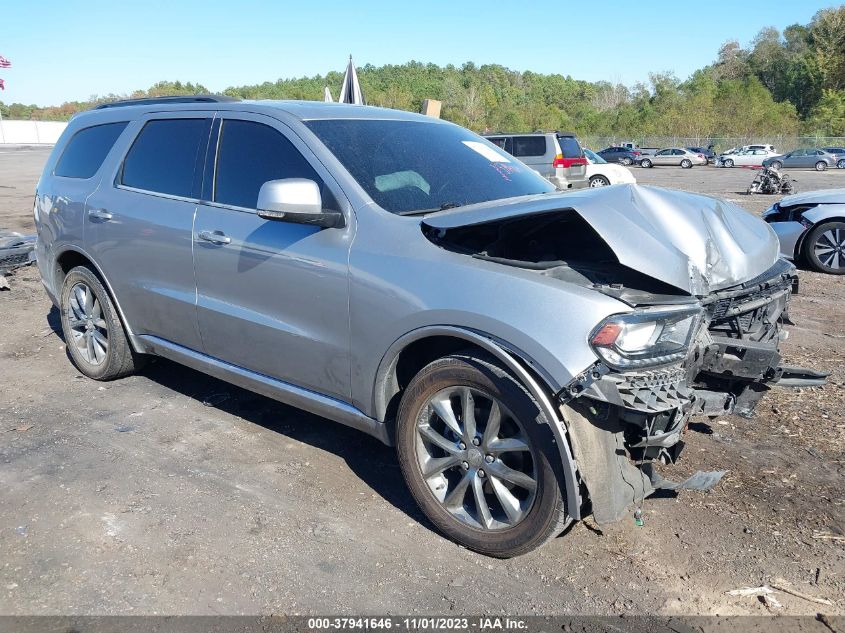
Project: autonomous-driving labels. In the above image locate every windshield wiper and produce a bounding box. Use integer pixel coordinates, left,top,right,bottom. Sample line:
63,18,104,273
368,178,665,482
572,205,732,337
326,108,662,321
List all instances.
397,202,463,216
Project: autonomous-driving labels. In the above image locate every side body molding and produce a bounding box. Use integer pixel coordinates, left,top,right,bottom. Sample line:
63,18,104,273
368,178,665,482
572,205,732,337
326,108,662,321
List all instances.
374,325,582,521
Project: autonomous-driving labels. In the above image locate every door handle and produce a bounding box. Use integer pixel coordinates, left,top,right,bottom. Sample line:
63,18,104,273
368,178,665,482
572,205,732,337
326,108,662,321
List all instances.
88,209,113,221
198,230,231,245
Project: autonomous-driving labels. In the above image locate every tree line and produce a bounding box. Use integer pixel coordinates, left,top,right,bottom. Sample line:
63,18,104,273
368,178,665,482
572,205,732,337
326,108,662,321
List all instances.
2,5,843,139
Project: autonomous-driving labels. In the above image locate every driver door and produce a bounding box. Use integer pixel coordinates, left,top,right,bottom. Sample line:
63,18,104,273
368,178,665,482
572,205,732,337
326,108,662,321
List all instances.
653,149,672,165
192,113,354,401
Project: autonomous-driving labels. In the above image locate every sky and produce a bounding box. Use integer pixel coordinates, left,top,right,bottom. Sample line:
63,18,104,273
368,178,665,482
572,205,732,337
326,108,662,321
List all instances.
0,0,840,106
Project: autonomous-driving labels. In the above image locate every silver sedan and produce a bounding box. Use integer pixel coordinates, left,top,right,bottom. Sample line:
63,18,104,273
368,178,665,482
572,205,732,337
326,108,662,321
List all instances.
638,147,707,168
763,188,845,274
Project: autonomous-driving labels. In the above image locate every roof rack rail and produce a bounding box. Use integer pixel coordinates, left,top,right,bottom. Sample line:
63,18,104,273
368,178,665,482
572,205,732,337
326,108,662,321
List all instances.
94,95,240,109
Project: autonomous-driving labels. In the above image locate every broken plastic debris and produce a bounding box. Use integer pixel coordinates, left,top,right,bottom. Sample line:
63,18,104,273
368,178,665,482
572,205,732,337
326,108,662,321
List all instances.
633,508,644,527
14,526,27,536
649,469,727,492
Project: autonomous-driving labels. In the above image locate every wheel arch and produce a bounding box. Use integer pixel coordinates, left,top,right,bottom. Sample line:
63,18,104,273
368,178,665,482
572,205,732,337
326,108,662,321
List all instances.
53,246,140,350
796,215,845,261
373,326,582,520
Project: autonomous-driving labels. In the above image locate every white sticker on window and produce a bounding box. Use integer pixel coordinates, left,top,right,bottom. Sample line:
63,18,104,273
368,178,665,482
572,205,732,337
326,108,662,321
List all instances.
462,141,511,163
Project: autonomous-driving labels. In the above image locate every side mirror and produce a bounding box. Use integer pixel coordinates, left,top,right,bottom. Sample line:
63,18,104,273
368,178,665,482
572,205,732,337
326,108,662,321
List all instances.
256,178,344,229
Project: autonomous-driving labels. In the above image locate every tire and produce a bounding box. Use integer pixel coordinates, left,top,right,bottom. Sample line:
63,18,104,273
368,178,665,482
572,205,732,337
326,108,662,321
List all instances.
59,266,142,380
815,161,827,171
640,158,652,168
838,159,845,169
723,159,734,168
680,159,692,169
803,221,845,274
395,353,570,558
589,175,610,187
770,161,783,170
621,157,633,166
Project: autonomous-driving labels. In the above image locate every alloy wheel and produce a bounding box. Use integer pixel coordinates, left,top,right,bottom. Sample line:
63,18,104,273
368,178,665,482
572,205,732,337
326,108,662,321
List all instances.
590,176,610,187
67,282,109,365
815,161,827,171
414,386,537,531
837,159,845,169
814,227,845,271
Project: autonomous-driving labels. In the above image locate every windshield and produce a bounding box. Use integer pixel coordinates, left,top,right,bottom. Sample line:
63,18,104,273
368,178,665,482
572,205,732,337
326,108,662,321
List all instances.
305,119,554,214
583,149,606,164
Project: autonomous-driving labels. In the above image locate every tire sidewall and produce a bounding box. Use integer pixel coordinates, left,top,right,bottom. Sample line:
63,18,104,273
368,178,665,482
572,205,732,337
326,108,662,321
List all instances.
589,176,609,187
641,159,652,168
815,161,827,171
681,159,692,169
805,221,845,275
395,355,568,557
725,159,734,168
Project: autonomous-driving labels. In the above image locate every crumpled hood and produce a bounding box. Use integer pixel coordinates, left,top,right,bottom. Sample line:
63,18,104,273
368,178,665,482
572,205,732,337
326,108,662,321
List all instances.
422,184,780,296
779,187,845,207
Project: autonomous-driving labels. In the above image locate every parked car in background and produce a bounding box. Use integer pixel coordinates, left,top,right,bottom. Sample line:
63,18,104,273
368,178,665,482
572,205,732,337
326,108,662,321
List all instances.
583,149,637,187
596,146,640,165
763,149,839,171
638,148,707,168
821,147,845,168
34,96,821,557
717,149,779,167
722,144,778,157
619,142,659,156
763,188,845,274
485,132,587,189
686,146,715,164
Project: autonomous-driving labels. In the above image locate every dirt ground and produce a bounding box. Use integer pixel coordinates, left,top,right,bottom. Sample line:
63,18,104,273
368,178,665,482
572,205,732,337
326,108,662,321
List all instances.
0,148,843,616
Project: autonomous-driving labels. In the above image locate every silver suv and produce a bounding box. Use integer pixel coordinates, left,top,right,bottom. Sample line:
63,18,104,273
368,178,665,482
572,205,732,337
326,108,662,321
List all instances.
483,132,587,189
35,97,821,557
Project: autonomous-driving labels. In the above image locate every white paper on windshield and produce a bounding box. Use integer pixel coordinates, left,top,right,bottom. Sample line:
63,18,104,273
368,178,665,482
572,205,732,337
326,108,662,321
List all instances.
462,141,511,163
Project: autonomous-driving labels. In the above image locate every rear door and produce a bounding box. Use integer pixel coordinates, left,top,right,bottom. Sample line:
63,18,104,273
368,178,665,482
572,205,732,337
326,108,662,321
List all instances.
192,113,353,401
86,112,213,350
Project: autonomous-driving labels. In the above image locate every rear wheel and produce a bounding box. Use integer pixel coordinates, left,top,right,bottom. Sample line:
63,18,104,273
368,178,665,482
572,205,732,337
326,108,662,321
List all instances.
804,221,845,274
589,175,610,187
396,354,570,557
59,266,142,380
815,161,827,171
680,159,692,169
640,158,653,168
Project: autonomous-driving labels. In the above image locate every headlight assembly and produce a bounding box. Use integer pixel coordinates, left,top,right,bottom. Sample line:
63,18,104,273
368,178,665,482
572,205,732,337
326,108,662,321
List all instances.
590,307,703,369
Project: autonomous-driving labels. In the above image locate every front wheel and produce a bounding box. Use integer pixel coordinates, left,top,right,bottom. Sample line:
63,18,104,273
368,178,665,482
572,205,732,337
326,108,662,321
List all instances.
640,158,653,168
815,161,827,171
621,157,633,166
804,221,845,274
396,354,570,557
723,159,734,168
589,175,610,187
838,159,845,169
680,159,692,169
770,161,783,170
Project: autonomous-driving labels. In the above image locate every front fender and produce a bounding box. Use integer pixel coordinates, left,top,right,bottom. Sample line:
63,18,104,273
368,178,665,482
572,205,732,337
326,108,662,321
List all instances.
373,324,583,521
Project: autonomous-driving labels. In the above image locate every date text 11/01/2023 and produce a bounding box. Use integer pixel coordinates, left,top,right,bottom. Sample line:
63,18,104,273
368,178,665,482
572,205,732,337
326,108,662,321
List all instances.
306,617,528,630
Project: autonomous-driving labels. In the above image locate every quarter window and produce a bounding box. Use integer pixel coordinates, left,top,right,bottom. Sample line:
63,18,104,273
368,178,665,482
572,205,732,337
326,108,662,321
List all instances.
213,119,322,209
121,118,210,198
511,136,546,157
54,122,128,179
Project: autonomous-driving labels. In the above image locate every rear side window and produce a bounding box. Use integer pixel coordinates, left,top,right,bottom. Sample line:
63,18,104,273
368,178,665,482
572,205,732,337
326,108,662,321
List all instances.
54,122,128,179
557,136,583,158
512,136,546,157
214,119,322,209
121,119,210,198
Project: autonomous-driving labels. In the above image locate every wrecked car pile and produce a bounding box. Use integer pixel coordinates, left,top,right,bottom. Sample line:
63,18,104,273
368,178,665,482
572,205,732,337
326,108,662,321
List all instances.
0,230,36,290
424,184,827,524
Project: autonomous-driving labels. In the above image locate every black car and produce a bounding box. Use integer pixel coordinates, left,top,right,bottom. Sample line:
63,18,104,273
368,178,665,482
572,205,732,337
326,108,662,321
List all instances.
596,146,640,165
686,146,715,164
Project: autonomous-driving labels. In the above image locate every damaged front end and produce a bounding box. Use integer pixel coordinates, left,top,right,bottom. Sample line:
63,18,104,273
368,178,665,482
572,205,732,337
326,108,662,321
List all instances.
423,185,828,524
560,257,826,522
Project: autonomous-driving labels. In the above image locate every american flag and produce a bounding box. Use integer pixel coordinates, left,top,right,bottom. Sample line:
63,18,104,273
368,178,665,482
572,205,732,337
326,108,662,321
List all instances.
0,55,10,68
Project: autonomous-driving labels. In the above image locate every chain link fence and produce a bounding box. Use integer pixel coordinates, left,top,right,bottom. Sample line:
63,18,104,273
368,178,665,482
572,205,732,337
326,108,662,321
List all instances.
580,136,845,153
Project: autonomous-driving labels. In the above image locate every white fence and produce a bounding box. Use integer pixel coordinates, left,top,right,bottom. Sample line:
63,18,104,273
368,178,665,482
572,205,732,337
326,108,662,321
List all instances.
0,120,67,145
